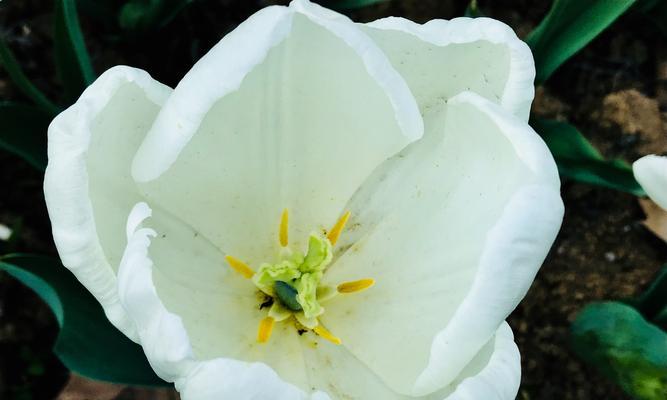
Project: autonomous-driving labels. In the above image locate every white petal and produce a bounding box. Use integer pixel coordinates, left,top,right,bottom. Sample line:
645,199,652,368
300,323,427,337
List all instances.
633,155,667,211
300,339,408,399
116,203,321,400
129,201,317,391
363,17,535,121
322,91,562,396
44,66,171,340
442,322,520,400
130,0,423,268
296,321,519,400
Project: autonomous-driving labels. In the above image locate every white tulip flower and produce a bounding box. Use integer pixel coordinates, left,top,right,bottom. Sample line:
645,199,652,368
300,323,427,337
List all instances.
634,155,667,211
44,1,563,399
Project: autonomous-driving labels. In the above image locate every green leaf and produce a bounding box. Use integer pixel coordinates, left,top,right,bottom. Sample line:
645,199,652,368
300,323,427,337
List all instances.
119,0,194,33
531,118,645,196
526,0,636,84
54,0,96,104
0,102,51,170
0,254,168,386
321,0,390,10
571,302,667,400
0,38,60,116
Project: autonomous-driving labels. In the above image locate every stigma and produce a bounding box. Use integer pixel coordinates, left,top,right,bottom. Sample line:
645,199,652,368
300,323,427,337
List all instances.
225,209,374,345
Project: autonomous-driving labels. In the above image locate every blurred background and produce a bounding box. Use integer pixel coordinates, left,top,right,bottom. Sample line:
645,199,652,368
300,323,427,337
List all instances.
0,0,666,399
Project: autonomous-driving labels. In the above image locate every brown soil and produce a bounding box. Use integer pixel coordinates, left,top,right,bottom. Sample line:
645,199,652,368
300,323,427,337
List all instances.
1,0,666,399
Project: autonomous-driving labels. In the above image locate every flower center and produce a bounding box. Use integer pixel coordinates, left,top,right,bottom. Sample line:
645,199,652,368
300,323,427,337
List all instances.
224,209,374,345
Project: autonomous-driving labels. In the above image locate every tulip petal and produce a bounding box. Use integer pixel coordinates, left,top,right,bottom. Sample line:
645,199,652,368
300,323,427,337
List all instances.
441,322,521,400
296,321,519,400
130,0,423,267
633,155,667,211
119,201,522,399
44,66,171,340
363,16,535,121
117,202,330,400
322,91,562,395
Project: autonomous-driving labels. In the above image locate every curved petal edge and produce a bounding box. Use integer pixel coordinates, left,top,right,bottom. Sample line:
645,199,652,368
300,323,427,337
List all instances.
413,92,562,395
366,16,536,121
44,66,171,341
116,203,326,400
445,322,521,400
633,155,667,211
132,0,423,182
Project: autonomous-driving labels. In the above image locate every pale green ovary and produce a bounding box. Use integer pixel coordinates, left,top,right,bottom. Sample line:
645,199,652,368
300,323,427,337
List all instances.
251,233,334,318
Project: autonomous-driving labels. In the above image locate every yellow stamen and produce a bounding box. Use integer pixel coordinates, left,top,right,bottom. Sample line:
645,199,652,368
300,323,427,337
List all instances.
279,208,289,247
314,324,342,345
225,255,254,279
327,211,351,246
257,316,275,343
337,278,375,294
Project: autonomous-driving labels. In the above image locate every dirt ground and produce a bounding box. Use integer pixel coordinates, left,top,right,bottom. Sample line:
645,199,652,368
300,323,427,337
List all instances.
1,0,666,399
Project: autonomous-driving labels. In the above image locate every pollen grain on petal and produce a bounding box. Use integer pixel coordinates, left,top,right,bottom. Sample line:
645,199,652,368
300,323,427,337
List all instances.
279,208,289,247
327,211,351,246
314,324,342,345
225,255,254,279
337,278,375,294
257,316,275,343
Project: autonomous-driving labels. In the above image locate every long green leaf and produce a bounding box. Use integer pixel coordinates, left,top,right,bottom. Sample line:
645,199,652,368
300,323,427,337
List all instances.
54,0,95,104
0,254,168,386
0,38,60,115
571,301,667,400
0,102,51,170
531,118,645,196
526,0,635,84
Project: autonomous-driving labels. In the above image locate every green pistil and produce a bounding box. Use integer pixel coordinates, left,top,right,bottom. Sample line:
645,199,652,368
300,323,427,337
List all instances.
251,233,333,319
274,281,302,311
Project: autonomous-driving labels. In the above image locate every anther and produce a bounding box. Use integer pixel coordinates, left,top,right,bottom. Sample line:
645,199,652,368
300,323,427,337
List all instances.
327,211,350,246
313,324,342,345
257,316,275,343
279,208,289,247
337,278,375,294
225,255,254,279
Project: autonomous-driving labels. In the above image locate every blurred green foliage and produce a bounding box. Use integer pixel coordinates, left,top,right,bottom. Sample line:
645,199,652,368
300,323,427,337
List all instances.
0,255,168,386
526,0,635,84
572,302,667,400
0,103,51,170
119,0,194,33
55,0,96,104
0,40,60,116
531,118,645,196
